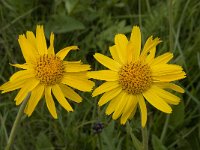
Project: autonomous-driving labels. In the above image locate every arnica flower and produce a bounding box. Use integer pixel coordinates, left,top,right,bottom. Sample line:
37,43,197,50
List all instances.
0,25,94,118
88,26,186,127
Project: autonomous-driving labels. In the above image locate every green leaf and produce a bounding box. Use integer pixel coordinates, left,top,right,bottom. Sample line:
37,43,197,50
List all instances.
169,100,185,128
36,133,54,150
152,134,167,150
45,14,85,37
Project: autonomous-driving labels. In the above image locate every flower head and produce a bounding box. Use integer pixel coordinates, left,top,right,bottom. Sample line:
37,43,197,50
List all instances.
0,25,94,118
88,26,186,127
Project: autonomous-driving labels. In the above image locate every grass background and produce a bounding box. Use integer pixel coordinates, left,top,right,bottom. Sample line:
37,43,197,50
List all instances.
0,0,200,149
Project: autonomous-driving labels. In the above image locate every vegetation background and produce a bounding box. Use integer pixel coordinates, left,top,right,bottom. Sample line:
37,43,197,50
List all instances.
0,0,200,149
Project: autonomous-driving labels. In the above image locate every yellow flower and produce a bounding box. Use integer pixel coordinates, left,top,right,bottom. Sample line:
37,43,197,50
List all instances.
88,26,186,127
0,25,94,118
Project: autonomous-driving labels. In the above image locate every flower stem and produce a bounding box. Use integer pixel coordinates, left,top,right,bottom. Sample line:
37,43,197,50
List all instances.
5,93,30,150
142,126,148,150
126,121,143,150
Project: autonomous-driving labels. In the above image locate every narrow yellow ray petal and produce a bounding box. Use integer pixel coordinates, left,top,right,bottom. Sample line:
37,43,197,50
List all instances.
94,53,121,71
36,25,48,55
114,34,128,63
112,92,127,120
145,47,156,64
18,34,38,62
140,37,161,60
153,72,186,82
59,84,82,103
151,64,184,76
150,52,173,66
56,46,79,60
105,92,122,115
10,63,33,70
45,86,57,118
25,84,44,116
48,32,55,55
151,85,180,105
64,63,91,72
26,31,37,49
92,81,119,97
120,95,138,124
52,84,73,112
62,75,94,91
155,82,184,93
138,95,147,127
10,69,35,81
143,88,172,113
15,78,40,105
87,70,118,81
98,87,122,106
130,26,141,61
128,105,137,120
0,79,26,93
109,45,122,64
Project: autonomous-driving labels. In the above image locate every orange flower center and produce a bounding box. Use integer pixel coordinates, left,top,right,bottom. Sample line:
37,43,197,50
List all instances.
35,55,65,85
118,61,152,94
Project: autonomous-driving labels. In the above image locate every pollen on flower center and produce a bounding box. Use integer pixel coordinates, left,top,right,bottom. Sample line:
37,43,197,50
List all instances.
35,54,65,85
118,61,152,94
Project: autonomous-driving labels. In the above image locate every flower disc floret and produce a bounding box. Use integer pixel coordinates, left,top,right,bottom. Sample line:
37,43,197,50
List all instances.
118,61,152,94
35,54,64,85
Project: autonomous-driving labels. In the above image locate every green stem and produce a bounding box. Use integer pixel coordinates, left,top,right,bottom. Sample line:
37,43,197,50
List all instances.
5,93,30,150
168,0,173,51
142,126,148,150
127,122,143,150
160,115,170,142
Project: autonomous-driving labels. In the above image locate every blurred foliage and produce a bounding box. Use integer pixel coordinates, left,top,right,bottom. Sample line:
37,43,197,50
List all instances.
0,0,200,149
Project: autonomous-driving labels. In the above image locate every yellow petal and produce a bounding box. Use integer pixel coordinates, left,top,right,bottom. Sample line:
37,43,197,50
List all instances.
105,92,122,115
114,34,128,64
87,70,118,81
145,47,156,64
128,105,138,120
94,53,121,71
151,85,180,105
152,64,184,76
26,31,37,49
36,25,48,55
10,69,34,81
98,87,122,106
62,74,94,91
130,26,141,61
15,78,40,105
45,86,57,118
64,63,91,72
155,82,184,93
109,45,122,64
120,95,138,124
92,81,119,97
48,32,55,55
112,92,127,120
143,88,172,113
150,52,173,66
56,46,79,60
52,84,73,111
59,84,82,103
18,34,38,62
140,37,161,60
0,79,26,93
10,63,33,70
153,72,186,82
138,95,147,127
25,84,44,116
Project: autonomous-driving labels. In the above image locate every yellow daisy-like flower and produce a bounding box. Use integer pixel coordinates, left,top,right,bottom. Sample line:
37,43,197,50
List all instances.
88,26,186,127
0,25,94,118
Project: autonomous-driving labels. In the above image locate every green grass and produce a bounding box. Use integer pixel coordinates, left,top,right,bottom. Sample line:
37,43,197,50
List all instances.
0,0,200,149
